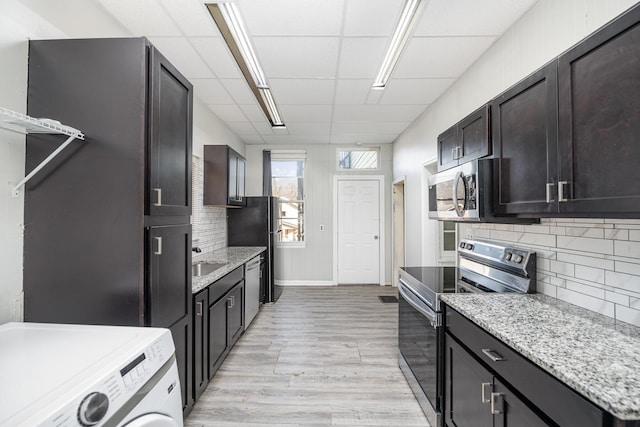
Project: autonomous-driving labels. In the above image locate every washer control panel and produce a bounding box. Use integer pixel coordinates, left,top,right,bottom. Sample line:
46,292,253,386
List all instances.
43,330,174,427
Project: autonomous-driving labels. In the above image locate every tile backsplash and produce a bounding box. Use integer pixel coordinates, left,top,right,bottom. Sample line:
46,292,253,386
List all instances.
461,219,640,327
192,156,226,258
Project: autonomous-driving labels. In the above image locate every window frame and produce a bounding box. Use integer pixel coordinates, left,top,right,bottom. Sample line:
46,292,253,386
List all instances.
336,147,380,171
271,151,306,248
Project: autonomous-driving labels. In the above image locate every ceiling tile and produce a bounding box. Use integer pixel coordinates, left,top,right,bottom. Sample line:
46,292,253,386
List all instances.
253,37,340,79
239,104,268,122
98,0,181,36
343,0,404,36
191,79,234,105
239,0,344,36
253,122,276,135
329,134,397,144
263,135,331,145
226,122,259,135
285,122,331,136
379,78,455,105
278,105,333,123
219,79,256,104
394,36,497,78
332,121,411,134
158,0,218,37
206,104,248,122
332,105,426,122
191,37,242,79
414,0,537,36
269,79,336,105
338,37,388,79
334,79,372,105
147,37,215,79
241,135,267,145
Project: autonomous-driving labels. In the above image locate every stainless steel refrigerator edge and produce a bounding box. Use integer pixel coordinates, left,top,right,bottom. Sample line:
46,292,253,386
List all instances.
227,196,282,303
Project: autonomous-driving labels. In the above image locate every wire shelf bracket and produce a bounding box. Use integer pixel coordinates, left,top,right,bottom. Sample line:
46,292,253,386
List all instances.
0,107,85,197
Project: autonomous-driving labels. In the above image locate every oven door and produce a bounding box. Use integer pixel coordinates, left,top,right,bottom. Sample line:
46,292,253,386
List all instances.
398,278,442,427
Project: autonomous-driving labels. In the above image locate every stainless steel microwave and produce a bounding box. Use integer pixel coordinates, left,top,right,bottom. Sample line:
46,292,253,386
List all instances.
428,159,536,223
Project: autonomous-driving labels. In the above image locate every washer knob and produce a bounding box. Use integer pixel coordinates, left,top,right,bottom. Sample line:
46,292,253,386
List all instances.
78,392,109,426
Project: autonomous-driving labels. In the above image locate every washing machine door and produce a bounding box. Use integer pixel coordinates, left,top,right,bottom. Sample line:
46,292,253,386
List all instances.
123,413,180,427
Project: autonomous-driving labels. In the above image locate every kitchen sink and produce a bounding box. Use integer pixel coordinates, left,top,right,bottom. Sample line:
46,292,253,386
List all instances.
192,262,226,277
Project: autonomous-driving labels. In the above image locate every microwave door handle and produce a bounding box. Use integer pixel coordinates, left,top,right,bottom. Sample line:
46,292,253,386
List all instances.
453,171,464,217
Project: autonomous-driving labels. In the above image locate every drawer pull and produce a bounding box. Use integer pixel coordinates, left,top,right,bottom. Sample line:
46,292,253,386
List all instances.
481,382,492,403
482,348,505,362
491,392,504,414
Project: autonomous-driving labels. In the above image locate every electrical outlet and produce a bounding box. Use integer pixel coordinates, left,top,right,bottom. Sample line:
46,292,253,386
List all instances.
320,224,325,231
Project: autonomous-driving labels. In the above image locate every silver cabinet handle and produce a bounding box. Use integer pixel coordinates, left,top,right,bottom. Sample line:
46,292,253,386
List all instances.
481,382,492,403
227,296,235,308
195,301,203,316
451,147,458,160
545,182,555,203
153,188,162,206
153,237,162,255
481,348,504,362
490,392,504,414
457,145,463,159
558,180,569,202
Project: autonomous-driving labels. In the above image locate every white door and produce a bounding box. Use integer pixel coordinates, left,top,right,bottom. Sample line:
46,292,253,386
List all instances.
337,180,380,284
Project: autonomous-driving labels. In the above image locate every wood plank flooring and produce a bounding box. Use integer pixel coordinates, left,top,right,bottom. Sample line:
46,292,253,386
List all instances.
185,285,429,427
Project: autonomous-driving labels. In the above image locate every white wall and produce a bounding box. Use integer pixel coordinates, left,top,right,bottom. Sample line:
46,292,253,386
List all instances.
245,144,394,285
393,0,640,325
0,0,243,323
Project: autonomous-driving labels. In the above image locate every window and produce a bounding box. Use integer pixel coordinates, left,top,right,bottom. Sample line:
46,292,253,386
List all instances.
271,152,305,245
337,148,379,170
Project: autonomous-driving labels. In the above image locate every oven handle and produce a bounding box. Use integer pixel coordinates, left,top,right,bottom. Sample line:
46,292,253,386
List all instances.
457,280,484,294
398,279,440,328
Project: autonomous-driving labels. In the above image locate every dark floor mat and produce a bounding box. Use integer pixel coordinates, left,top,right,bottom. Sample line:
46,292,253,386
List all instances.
378,295,398,303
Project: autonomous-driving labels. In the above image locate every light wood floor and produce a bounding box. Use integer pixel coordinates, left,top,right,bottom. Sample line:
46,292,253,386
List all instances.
185,285,429,427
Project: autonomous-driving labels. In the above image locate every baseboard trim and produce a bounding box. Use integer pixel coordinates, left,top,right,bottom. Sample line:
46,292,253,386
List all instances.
276,280,335,287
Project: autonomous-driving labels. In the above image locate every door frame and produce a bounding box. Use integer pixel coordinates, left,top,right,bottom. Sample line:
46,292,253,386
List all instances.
332,175,385,286
392,176,406,287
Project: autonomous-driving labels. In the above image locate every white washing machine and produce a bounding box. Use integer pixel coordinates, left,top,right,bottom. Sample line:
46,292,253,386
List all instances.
0,322,183,427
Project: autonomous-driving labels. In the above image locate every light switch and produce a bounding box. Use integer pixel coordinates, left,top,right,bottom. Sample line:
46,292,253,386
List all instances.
320,225,325,231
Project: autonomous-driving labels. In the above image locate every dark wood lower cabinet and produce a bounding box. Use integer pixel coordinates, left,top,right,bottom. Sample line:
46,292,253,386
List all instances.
193,289,208,401
208,292,230,376
169,315,193,414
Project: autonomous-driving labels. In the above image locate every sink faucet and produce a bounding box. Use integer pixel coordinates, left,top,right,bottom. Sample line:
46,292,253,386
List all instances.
192,247,202,253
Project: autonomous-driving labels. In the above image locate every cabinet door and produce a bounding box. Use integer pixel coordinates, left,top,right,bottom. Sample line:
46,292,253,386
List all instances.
437,125,459,172
147,224,191,328
458,104,490,165
493,378,548,427
558,5,640,214
492,61,558,215
148,46,193,216
169,316,194,414
228,282,244,345
208,295,229,379
445,335,493,427
193,289,208,401
237,156,246,206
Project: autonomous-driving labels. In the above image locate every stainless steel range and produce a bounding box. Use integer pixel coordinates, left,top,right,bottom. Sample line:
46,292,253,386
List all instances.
398,239,536,427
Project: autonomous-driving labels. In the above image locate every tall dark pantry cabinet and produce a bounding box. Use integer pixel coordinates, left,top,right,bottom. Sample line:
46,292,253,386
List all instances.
23,39,194,414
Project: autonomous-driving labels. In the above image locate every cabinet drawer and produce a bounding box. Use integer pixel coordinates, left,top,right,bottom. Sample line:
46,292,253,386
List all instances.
445,306,605,427
208,266,244,305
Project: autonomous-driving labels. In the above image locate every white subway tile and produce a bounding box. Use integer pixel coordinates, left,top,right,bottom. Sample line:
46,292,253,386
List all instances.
518,233,557,247
494,224,515,231
549,226,566,235
632,298,640,310
538,258,551,271
614,240,640,258
513,225,525,232
537,282,557,297
611,289,640,299
557,236,614,255
574,265,605,284
473,228,491,239
524,225,550,234
615,305,640,327
604,270,640,293
549,260,575,276
615,261,640,276
630,230,640,241
605,229,629,240
605,218,640,225
557,287,615,318
572,218,605,224
565,280,605,299
605,291,630,306
556,252,614,270
490,230,518,242
565,227,604,239
549,276,566,287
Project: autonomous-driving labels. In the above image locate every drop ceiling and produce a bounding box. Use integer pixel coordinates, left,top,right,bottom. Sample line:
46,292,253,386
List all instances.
94,0,538,145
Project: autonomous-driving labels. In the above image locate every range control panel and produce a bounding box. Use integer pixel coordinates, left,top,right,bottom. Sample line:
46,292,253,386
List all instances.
459,239,534,269
42,331,174,427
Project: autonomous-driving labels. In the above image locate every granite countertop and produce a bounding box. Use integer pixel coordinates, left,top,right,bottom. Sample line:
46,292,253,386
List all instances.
440,293,640,420
192,246,266,294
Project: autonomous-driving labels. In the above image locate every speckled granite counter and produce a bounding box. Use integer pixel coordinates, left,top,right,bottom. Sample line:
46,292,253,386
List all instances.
440,293,640,420
192,246,266,293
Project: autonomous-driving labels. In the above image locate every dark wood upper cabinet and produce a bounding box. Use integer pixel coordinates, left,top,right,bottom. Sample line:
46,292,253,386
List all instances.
148,48,193,216
203,145,246,207
492,61,558,216
437,104,490,172
557,3,640,215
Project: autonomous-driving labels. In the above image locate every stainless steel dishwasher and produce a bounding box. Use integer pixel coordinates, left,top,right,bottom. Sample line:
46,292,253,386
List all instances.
244,256,261,329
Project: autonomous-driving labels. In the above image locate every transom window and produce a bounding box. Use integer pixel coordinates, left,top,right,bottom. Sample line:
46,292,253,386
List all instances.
337,148,379,170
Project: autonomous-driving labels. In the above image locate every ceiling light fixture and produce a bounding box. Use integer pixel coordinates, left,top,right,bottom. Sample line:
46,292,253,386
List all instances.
372,0,424,90
206,2,285,127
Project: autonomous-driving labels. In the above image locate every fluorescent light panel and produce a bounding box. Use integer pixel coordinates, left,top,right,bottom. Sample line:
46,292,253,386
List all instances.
206,3,285,127
372,0,424,89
